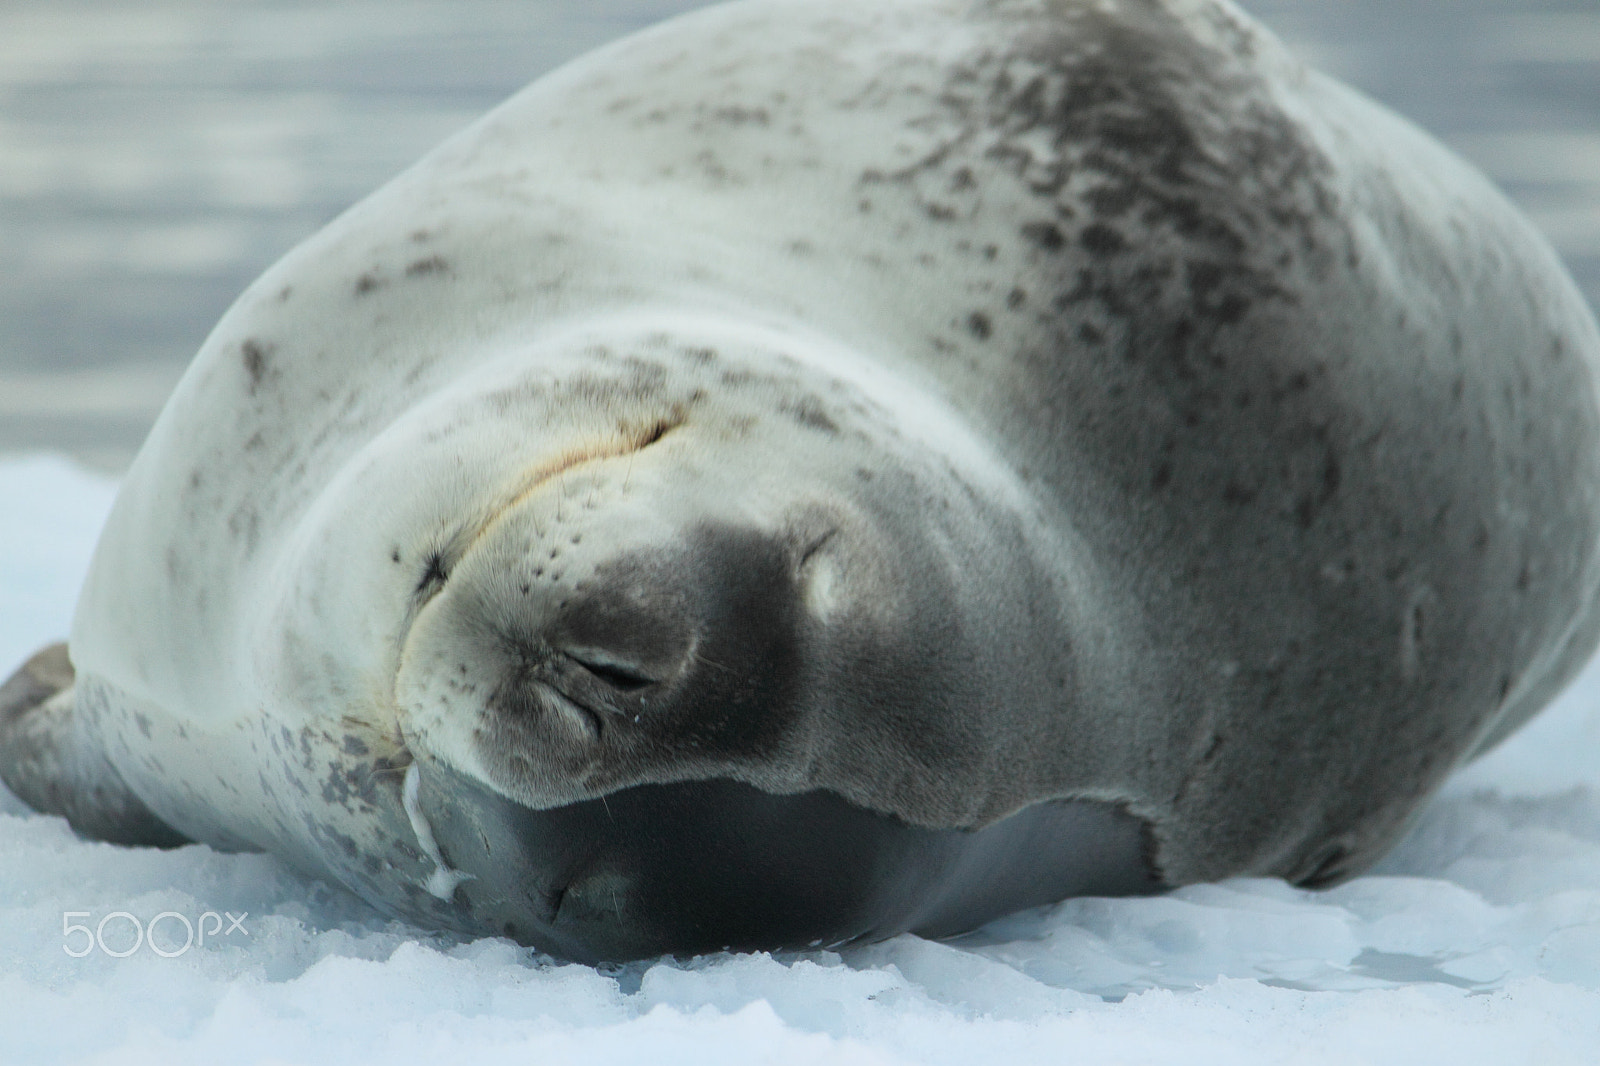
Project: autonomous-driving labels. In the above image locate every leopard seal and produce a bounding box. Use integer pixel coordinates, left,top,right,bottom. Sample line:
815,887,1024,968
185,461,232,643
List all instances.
5,0,1600,962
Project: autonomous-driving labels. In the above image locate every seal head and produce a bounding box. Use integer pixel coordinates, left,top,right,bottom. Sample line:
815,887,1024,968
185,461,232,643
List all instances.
357,322,1157,957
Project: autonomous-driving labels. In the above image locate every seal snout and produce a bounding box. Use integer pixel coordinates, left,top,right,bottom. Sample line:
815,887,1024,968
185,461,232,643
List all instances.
485,576,698,748
451,520,815,806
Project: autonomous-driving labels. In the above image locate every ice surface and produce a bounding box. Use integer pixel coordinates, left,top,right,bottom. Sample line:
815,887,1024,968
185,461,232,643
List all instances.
1,452,1597,1064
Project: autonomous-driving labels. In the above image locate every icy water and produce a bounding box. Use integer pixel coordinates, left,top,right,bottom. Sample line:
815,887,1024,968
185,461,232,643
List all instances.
0,0,1597,468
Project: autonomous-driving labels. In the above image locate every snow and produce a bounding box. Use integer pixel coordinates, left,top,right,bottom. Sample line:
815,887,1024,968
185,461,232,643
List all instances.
2,451,1598,1064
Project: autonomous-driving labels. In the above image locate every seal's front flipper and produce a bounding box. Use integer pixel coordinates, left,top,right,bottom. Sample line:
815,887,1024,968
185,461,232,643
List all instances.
0,643,189,847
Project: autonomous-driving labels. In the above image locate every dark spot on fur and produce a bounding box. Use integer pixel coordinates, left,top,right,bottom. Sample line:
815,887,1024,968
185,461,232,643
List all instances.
355,273,383,296
241,339,271,393
1021,220,1066,251
713,105,770,125
406,256,448,277
1007,287,1027,309
1213,293,1248,323
1221,481,1256,505
1080,223,1126,256
967,311,993,339
781,397,839,434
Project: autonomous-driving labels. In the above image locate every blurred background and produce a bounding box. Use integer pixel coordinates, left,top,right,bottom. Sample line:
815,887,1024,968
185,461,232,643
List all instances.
1,0,1596,471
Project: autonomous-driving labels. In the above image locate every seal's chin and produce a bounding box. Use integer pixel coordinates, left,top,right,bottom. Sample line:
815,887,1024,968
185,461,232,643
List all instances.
406,755,1162,963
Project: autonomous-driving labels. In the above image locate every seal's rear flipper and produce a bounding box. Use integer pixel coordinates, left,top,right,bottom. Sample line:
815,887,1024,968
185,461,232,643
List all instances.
0,643,190,847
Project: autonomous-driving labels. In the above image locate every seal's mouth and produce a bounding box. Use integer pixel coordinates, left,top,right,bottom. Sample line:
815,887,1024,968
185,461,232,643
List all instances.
466,413,683,550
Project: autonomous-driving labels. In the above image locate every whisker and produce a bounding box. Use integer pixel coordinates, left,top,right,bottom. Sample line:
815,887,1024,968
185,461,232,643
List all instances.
692,651,735,674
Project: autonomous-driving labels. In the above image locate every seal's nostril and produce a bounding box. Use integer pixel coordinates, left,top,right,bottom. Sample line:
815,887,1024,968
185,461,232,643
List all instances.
551,573,696,688
563,651,657,692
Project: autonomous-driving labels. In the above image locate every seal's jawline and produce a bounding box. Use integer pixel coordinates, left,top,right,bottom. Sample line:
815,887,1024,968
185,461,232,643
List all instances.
415,766,1163,961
